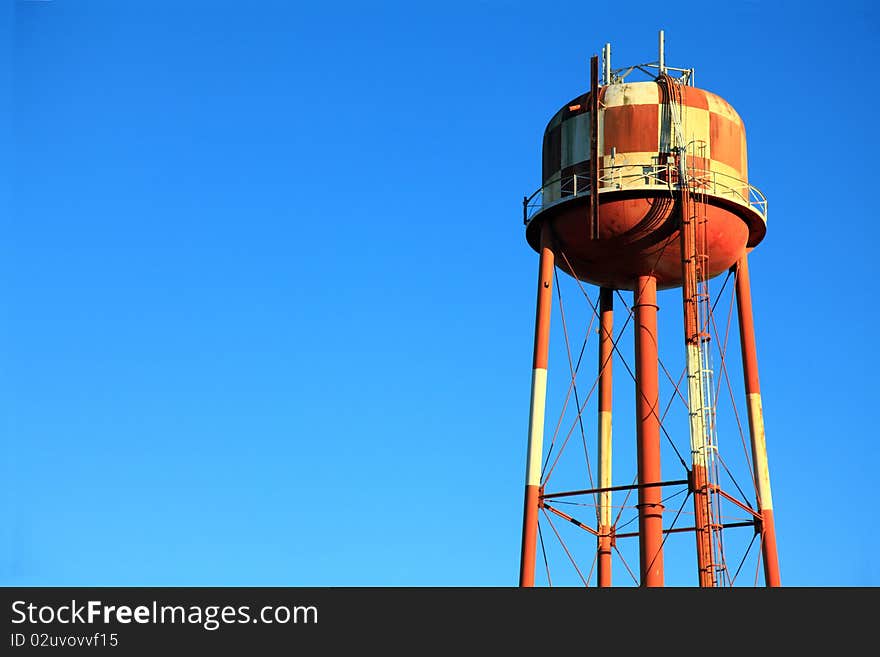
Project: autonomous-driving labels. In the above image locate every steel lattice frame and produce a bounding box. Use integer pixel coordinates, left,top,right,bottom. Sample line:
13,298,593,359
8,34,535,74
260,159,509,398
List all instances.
519,237,778,587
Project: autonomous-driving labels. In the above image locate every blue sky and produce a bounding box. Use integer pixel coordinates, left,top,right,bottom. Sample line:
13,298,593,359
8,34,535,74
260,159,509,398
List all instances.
2,0,878,586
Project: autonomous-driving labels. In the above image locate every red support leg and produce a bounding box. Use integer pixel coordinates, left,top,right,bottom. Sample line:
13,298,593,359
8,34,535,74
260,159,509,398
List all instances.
519,224,555,587
634,275,664,586
597,287,614,587
734,255,781,587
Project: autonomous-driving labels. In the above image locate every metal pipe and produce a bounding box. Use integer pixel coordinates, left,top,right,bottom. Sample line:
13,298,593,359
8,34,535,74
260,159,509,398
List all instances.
543,504,600,537
519,223,555,587
633,275,664,586
543,478,689,500
734,255,781,587
658,30,665,75
615,521,754,540
603,43,611,85
597,287,613,587
713,486,763,520
589,55,600,240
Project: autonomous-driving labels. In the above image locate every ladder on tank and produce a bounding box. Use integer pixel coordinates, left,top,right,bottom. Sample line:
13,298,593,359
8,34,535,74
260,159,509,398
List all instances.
664,70,729,585
662,73,731,585
685,142,727,585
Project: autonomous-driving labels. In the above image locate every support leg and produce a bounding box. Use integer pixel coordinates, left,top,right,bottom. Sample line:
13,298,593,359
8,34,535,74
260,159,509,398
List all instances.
734,255,781,587
597,287,614,587
519,224,555,587
634,275,664,587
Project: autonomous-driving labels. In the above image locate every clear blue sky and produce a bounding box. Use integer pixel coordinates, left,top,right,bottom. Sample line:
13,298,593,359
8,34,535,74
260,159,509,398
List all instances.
2,0,878,586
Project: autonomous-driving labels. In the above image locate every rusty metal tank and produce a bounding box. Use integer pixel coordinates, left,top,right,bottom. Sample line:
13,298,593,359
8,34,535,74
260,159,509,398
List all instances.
524,79,767,290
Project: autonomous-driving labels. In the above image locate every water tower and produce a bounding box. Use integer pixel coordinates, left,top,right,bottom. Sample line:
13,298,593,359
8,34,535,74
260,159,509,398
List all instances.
519,32,780,587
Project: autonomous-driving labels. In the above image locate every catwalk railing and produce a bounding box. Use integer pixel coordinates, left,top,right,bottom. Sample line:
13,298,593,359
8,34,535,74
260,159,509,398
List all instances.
523,163,767,226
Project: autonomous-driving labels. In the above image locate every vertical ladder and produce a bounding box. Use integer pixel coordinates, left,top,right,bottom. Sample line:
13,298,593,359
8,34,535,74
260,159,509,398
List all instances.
688,142,728,585
664,72,727,586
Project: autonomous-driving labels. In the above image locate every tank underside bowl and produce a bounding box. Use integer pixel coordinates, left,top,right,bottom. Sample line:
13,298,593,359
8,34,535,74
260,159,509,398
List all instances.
525,191,765,290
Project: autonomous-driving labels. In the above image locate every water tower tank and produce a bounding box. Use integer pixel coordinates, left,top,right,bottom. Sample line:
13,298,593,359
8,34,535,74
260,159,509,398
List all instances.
517,36,780,589
524,77,767,290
